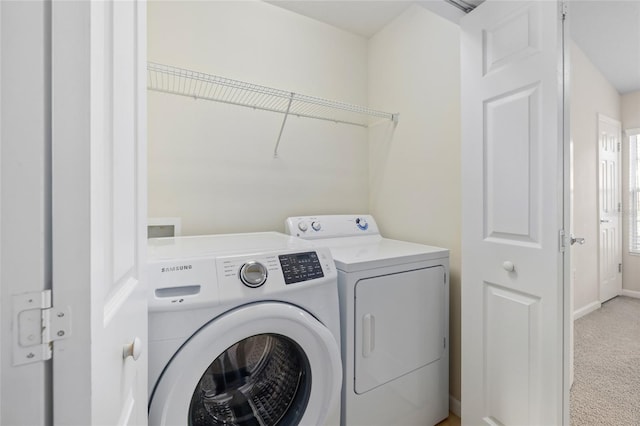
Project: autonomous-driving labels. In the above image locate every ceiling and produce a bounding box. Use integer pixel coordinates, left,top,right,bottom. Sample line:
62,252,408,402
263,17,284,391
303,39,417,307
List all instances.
266,0,640,94
264,1,416,38
570,0,640,95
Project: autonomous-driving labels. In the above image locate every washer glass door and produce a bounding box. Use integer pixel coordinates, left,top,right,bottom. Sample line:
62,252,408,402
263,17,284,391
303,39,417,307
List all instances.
189,333,310,426
149,302,341,426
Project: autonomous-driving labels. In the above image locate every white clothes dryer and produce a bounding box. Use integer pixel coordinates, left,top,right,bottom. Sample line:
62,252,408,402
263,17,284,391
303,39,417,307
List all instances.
147,232,342,426
285,215,449,426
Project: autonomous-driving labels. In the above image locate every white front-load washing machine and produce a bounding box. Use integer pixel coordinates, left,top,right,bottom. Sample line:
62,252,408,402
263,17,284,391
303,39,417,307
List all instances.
286,215,449,426
147,232,342,426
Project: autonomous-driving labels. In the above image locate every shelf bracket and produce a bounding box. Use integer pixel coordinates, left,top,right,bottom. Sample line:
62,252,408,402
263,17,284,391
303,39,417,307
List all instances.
273,93,295,158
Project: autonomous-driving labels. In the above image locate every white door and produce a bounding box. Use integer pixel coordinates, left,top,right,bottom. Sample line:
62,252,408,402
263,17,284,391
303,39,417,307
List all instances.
51,1,148,425
598,114,622,302
461,1,569,425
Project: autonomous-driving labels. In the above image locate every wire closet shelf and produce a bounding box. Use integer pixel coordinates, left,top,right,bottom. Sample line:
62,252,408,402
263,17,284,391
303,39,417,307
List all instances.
147,62,398,156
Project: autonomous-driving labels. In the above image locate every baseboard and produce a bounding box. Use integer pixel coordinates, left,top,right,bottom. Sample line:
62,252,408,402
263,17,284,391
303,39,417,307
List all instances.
573,301,601,320
449,395,461,418
621,289,640,299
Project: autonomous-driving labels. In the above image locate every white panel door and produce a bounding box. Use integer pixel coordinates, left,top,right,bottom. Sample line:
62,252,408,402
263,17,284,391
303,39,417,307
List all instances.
598,114,622,302
461,1,569,425
51,1,148,425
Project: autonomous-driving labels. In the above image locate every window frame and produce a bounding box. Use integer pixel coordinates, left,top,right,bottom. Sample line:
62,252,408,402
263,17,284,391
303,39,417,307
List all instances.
628,129,640,254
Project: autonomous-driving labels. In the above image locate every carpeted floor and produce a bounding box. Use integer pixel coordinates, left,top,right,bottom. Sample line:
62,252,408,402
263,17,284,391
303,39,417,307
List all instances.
570,296,640,425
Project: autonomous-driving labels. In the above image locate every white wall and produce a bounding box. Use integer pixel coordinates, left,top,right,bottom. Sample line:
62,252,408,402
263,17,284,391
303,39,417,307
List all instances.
368,5,462,402
570,41,621,312
621,90,640,294
622,91,640,128
147,0,370,235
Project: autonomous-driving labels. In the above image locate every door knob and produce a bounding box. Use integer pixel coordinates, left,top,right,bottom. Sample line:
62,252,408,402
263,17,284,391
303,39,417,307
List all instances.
570,235,585,245
502,261,515,272
600,219,610,223
123,337,142,361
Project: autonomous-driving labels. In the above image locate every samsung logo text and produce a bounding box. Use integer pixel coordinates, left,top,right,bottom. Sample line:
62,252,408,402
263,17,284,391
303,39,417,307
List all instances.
161,265,193,273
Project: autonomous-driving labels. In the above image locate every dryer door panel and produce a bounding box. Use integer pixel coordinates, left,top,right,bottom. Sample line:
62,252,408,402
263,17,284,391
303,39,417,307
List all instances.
354,266,445,394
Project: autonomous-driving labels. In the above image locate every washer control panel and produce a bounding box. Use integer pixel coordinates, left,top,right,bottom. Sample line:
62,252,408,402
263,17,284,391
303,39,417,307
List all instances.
148,247,335,310
279,251,324,285
215,247,335,302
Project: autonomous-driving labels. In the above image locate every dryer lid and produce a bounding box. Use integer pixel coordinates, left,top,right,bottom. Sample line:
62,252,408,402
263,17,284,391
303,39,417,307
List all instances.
284,215,448,272
322,236,449,272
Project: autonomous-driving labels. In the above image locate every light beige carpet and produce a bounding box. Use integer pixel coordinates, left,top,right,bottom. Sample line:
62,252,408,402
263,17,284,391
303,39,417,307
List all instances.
570,296,640,425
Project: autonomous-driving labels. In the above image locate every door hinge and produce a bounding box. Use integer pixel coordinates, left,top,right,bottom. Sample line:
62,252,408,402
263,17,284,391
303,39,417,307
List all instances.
444,337,447,349
12,290,71,366
619,263,622,273
559,229,566,252
618,202,622,213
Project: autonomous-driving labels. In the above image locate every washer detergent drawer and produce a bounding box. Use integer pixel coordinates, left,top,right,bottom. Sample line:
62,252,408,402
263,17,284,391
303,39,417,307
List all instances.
354,266,445,394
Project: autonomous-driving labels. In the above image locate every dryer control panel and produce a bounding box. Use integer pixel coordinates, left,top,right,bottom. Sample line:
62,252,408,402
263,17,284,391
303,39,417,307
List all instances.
285,214,380,239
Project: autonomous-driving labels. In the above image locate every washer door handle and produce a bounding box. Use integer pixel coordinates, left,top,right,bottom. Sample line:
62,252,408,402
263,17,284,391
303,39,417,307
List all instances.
362,314,375,358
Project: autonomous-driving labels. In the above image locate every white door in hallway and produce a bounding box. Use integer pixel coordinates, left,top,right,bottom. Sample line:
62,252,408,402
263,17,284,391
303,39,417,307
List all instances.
461,1,569,424
51,1,148,424
598,114,622,303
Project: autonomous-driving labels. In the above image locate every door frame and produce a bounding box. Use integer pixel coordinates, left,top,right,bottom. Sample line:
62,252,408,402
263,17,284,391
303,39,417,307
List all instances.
562,4,572,423
0,2,53,424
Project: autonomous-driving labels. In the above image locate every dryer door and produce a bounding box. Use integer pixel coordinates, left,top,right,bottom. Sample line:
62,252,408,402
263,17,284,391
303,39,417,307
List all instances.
149,302,341,426
354,266,446,394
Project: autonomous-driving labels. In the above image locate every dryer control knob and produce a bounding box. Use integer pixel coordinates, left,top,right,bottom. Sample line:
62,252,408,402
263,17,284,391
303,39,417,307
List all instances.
298,222,308,232
311,221,322,231
240,261,268,288
356,217,368,231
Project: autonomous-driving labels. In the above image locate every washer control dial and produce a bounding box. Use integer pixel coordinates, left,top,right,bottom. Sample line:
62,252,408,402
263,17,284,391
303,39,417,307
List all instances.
239,261,268,288
311,221,322,231
298,222,308,232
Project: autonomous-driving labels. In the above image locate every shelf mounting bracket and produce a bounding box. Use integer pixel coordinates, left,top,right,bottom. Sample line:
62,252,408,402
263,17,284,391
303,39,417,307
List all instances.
273,92,295,158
